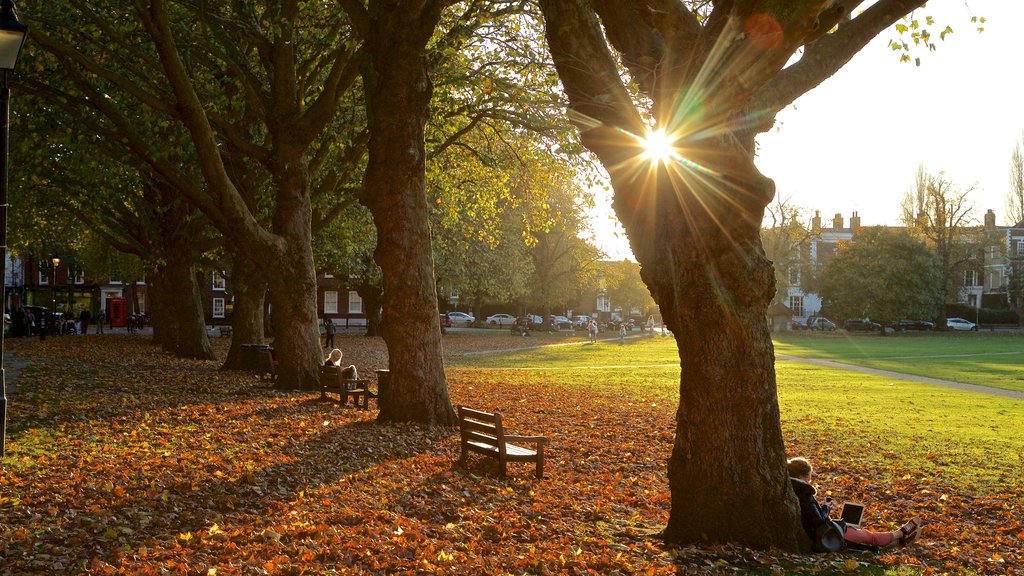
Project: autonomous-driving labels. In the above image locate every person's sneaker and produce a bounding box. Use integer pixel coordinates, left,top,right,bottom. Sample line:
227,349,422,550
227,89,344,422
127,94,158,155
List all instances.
899,517,923,545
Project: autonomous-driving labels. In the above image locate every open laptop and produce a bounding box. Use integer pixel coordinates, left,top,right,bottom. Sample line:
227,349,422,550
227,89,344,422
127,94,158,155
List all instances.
840,502,866,528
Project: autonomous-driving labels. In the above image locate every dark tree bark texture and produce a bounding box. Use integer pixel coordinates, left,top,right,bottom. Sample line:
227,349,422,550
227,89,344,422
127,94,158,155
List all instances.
356,281,383,337
539,0,927,550
220,254,267,371
359,0,455,426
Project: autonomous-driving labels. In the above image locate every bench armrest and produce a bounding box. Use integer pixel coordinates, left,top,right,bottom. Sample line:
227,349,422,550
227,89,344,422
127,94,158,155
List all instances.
504,435,548,446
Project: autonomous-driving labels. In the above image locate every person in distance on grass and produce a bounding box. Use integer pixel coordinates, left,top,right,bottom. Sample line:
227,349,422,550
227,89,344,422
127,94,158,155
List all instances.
787,457,922,550
324,348,359,379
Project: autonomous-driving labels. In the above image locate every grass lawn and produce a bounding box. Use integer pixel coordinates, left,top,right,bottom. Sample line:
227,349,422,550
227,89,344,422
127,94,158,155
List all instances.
773,332,1024,393
0,334,1020,574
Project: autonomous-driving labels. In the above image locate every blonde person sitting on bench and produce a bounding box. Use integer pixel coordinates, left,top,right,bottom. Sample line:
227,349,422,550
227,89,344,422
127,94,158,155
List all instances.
324,348,359,379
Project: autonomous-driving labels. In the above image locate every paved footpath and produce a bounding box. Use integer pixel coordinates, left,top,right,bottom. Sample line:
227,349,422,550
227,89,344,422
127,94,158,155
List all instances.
775,354,1024,400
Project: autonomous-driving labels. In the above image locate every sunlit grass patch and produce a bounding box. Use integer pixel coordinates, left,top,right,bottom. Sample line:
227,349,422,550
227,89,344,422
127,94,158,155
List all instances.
773,332,1024,392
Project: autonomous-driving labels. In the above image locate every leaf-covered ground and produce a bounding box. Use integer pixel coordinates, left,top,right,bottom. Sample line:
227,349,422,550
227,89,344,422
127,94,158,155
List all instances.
0,334,1019,575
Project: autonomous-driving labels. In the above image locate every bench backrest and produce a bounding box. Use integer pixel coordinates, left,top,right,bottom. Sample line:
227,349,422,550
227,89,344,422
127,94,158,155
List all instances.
457,405,507,457
319,364,342,386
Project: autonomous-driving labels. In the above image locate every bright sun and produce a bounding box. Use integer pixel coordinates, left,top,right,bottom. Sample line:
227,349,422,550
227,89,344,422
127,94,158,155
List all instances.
640,129,675,164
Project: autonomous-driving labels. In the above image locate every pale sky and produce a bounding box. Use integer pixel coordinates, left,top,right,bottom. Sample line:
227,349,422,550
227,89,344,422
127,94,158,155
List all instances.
592,0,1022,261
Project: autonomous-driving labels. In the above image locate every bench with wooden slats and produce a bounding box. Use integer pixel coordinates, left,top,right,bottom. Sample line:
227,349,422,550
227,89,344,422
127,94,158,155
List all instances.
318,364,371,409
457,405,548,479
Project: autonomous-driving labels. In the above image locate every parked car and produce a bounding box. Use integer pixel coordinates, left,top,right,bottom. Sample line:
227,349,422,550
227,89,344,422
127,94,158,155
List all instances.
549,315,573,330
945,317,978,331
485,313,516,326
890,319,935,331
806,317,837,331
571,315,591,330
439,313,452,328
843,318,881,332
446,311,475,327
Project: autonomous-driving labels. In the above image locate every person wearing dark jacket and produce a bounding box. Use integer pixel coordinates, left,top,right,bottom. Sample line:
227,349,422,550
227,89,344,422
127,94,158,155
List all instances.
79,308,91,335
788,457,922,549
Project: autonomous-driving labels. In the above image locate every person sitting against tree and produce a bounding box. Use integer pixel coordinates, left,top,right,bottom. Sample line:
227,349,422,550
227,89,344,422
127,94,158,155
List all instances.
324,348,358,379
788,457,922,550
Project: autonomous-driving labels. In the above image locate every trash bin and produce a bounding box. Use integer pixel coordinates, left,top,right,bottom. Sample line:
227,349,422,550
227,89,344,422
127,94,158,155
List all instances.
240,343,272,371
374,369,391,419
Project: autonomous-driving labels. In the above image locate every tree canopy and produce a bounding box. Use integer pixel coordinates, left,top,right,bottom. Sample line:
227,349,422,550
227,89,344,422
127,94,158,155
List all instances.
818,226,942,323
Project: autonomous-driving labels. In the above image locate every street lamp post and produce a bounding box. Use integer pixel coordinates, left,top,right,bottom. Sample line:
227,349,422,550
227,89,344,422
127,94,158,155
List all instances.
0,0,27,457
50,255,58,333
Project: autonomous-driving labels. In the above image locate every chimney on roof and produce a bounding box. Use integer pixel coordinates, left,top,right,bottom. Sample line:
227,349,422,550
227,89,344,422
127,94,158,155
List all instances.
812,210,821,232
832,213,843,230
984,209,996,230
850,211,861,230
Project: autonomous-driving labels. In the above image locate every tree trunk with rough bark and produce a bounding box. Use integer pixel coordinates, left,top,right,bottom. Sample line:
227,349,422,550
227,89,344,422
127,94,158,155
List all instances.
540,0,930,549
221,256,267,370
147,260,213,360
628,150,802,549
356,282,383,337
262,164,323,390
360,1,455,425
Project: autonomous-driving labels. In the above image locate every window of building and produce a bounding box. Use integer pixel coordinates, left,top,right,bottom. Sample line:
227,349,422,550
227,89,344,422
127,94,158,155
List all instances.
324,290,338,314
989,270,1002,289
38,260,49,285
213,298,225,318
789,295,804,317
348,291,363,314
597,294,611,312
75,271,85,285
787,266,800,286
1017,240,1024,256
447,290,459,305
212,271,226,291
964,270,978,286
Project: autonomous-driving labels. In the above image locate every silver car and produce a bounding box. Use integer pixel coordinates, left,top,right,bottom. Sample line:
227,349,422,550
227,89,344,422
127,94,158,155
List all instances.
446,312,475,327
945,317,977,331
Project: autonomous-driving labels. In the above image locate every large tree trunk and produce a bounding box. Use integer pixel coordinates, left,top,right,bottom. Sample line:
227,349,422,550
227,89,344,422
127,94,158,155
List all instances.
221,255,267,370
632,151,803,549
263,162,322,391
149,264,213,360
356,282,383,337
539,0,805,550
360,1,455,425
149,273,174,350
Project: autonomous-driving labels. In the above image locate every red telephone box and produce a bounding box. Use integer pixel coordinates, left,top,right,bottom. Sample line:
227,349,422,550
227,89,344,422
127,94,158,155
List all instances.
109,297,128,328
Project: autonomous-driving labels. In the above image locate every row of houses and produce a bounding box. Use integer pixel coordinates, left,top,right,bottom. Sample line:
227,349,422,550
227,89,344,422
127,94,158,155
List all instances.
781,209,1024,325
1,257,378,328
4,257,646,330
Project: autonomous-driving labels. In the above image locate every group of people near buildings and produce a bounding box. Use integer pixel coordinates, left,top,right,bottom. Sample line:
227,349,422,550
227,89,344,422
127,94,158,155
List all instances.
7,305,104,338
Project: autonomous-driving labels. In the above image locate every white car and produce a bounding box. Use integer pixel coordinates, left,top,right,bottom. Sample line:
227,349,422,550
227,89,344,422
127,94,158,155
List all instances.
946,317,977,331
446,311,475,327
485,313,516,326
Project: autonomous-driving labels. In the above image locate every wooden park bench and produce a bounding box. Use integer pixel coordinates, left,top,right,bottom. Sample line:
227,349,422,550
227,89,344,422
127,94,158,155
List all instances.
218,325,233,337
319,365,373,410
456,406,548,479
